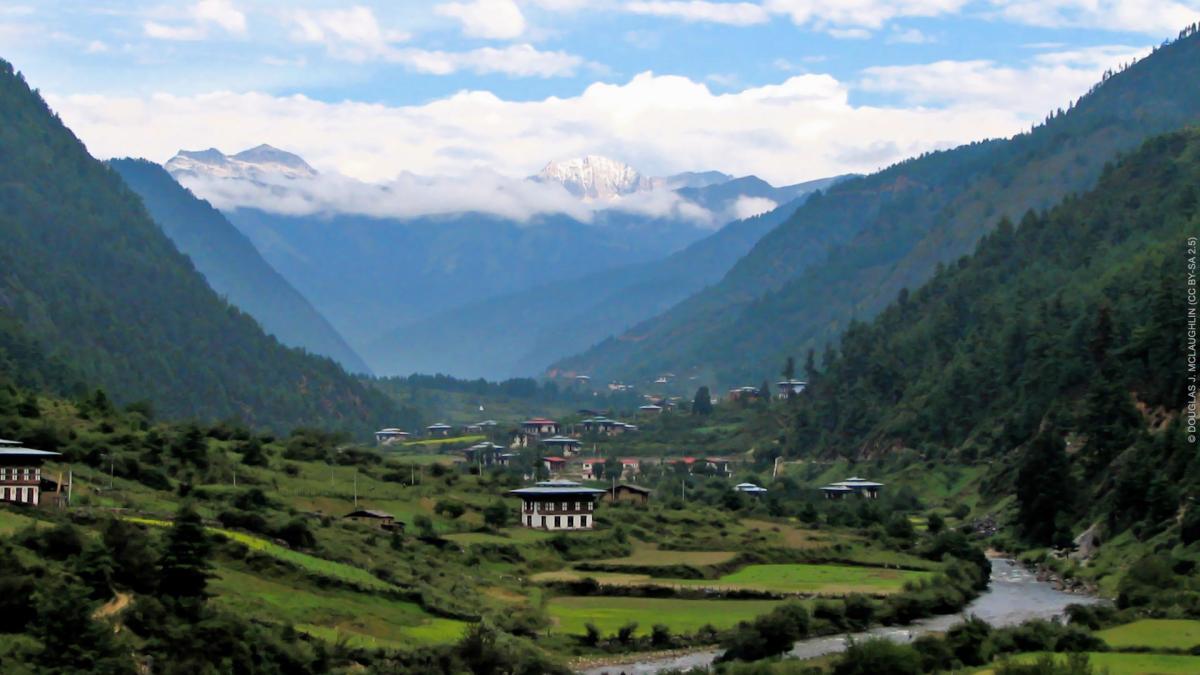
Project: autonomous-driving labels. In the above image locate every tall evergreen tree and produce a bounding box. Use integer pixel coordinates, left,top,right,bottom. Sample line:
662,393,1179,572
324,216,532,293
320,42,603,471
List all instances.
692,386,713,415
1016,432,1077,546
158,504,213,618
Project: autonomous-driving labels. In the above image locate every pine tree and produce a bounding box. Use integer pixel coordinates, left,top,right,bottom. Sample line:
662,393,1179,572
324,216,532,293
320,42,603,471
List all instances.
692,386,713,415
157,504,213,618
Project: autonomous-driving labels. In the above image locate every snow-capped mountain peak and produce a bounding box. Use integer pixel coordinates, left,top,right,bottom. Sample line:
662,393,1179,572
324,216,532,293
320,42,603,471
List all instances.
166,144,317,181
535,155,652,200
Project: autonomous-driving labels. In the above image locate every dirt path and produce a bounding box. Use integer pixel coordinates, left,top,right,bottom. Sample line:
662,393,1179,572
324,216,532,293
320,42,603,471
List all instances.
94,591,132,618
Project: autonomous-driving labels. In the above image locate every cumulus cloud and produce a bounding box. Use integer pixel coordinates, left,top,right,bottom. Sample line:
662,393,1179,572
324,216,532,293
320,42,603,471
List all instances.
435,0,527,39
625,1,771,26
285,5,578,76
987,0,1200,36
48,45,1142,190
763,0,968,31
859,44,1150,116
144,0,246,41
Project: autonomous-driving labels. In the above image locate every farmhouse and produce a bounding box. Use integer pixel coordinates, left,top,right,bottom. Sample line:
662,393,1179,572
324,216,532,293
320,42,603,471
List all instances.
509,480,606,530
604,483,651,504
464,420,497,434
638,404,663,415
343,509,399,530
0,442,60,506
374,428,410,445
776,379,807,398
541,435,582,456
734,482,767,494
727,386,762,401
462,441,506,466
618,458,641,477
522,418,560,436
820,477,885,499
705,457,735,476
580,459,600,480
542,456,569,475
426,423,452,438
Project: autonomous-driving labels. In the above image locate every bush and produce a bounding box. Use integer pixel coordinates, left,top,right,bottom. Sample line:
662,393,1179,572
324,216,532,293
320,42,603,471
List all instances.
832,638,922,675
651,624,673,647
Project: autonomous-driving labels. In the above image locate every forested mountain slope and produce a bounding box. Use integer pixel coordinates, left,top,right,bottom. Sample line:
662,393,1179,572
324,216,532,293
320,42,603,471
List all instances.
556,28,1200,387
789,129,1198,545
0,61,406,434
365,174,849,379
109,159,371,374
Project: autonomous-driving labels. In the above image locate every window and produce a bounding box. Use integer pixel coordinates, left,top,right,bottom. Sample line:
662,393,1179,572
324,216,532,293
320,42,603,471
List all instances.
580,516,588,527
526,515,532,527
539,516,546,528
567,516,574,527
554,516,561,528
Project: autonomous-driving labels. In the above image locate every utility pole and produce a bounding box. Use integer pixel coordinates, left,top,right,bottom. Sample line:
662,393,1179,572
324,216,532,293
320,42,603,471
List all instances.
233,466,237,488
353,469,358,508
109,455,114,490
67,467,73,507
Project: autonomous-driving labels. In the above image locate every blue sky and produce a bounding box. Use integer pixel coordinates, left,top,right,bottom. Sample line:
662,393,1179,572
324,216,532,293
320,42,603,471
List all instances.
2,1,1197,185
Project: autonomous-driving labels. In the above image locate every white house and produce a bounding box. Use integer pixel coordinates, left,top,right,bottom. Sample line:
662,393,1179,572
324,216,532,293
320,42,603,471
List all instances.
509,480,606,530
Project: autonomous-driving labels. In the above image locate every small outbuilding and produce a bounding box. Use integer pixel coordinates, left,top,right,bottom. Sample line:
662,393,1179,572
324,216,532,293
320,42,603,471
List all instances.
426,423,452,438
604,483,651,504
733,482,767,494
343,509,399,530
375,428,410,445
820,477,884,499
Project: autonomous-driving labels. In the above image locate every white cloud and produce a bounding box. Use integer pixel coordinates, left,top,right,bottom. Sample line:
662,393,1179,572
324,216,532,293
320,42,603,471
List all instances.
435,0,527,39
730,195,777,220
859,44,1150,116
763,0,968,31
143,0,246,41
625,1,771,26
988,0,1200,36
48,45,1143,194
285,6,578,76
888,27,933,43
85,40,110,53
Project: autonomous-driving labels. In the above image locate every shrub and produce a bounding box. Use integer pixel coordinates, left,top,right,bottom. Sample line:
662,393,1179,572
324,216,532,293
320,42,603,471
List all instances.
832,638,922,675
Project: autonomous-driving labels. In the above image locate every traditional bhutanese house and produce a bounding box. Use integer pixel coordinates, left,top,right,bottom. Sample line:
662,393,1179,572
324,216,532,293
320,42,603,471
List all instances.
541,435,582,457
374,428,410,445
580,459,600,480
638,404,663,416
604,483,651,504
462,442,506,466
522,418,560,437
776,379,808,398
727,386,762,401
574,375,591,385
541,456,569,475
826,477,884,499
464,420,498,434
497,452,519,467
820,485,854,500
733,482,768,495
0,444,61,506
509,480,606,530
705,457,734,476
618,458,641,477
343,509,399,530
426,423,452,438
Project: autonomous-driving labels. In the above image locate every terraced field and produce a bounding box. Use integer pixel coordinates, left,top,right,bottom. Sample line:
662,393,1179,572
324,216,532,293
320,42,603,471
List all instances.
211,567,467,648
588,542,737,567
1096,619,1200,650
535,562,930,596
974,652,1200,675
546,596,785,636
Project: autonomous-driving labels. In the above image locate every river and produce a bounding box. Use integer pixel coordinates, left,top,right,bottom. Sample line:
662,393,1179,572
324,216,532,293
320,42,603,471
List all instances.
579,559,1103,675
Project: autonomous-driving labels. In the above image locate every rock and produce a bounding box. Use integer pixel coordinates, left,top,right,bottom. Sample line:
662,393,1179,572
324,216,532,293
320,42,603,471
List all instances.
1070,522,1102,561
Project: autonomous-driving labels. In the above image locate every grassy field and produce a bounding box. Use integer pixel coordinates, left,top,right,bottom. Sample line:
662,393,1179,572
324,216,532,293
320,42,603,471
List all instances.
0,508,37,535
740,519,851,550
399,435,484,449
1096,619,1200,650
124,516,396,592
589,542,737,567
443,528,555,546
975,652,1200,675
211,566,467,648
535,563,929,596
546,596,784,636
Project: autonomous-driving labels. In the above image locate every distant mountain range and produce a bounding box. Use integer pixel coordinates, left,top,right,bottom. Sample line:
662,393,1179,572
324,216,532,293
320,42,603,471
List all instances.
365,174,850,379
552,30,1200,390
163,146,836,377
0,59,406,433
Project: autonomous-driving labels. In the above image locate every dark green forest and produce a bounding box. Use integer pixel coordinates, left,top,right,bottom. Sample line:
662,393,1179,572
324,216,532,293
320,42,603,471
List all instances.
785,128,1199,551
557,26,1200,389
0,60,410,436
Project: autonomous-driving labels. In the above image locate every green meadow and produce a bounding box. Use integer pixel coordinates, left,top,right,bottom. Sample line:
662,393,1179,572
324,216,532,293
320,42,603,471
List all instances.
975,652,1200,675
546,596,785,636
1096,619,1200,650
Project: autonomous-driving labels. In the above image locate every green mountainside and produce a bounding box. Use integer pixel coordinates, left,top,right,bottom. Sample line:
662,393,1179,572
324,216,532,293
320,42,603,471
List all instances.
108,158,371,375
555,29,1200,389
0,61,406,435
785,127,1197,549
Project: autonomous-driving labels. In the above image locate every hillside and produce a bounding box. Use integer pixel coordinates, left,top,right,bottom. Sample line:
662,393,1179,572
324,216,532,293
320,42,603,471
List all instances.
108,159,371,374
366,174,850,379
555,29,1200,388
0,60,405,434
787,128,1197,549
